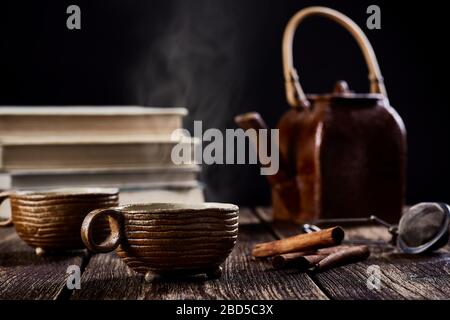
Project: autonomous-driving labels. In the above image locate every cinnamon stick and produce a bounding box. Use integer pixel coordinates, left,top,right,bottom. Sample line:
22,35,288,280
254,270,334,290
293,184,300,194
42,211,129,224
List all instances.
312,245,370,272
271,245,361,270
252,227,345,258
271,245,350,269
316,245,353,255
272,252,325,270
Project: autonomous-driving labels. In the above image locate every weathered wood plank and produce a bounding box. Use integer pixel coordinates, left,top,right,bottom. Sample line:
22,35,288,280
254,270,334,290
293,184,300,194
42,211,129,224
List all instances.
310,252,450,299
0,227,86,300
196,209,327,300
255,207,450,300
71,208,328,300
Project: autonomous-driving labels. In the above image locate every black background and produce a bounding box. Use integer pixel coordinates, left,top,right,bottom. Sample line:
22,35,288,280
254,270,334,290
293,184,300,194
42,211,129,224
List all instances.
0,0,448,206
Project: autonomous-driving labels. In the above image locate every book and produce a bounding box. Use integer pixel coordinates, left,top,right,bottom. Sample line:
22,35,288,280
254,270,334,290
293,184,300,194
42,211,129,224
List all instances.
0,106,187,138
119,186,205,205
0,105,206,220
0,136,197,170
0,165,200,189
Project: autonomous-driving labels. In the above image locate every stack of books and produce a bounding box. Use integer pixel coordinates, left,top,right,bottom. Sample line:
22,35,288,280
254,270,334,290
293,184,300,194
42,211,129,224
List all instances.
0,106,204,205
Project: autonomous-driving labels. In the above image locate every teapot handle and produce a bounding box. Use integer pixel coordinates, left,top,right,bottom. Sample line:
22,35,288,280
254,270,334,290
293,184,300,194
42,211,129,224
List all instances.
282,6,387,109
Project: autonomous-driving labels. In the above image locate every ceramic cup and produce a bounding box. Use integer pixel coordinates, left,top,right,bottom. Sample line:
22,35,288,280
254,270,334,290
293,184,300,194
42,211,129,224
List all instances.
81,203,239,280
0,188,119,255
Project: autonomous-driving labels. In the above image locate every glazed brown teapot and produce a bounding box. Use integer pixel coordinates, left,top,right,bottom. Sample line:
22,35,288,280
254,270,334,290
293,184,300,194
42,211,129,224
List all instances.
236,7,406,223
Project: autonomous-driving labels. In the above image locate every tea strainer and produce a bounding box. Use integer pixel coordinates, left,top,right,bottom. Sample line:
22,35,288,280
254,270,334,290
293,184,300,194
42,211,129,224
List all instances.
302,202,450,254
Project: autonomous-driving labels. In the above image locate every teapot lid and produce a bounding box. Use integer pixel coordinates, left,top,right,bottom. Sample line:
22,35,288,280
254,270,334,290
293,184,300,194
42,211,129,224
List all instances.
306,81,385,105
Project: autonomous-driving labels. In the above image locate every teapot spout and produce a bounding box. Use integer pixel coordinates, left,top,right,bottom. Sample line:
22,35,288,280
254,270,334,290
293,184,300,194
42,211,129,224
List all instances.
234,112,268,132
234,112,288,186
234,112,269,169
235,112,301,222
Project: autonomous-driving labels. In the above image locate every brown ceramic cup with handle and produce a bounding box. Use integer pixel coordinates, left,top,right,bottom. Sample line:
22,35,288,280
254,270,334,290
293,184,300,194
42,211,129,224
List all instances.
0,188,119,255
81,203,239,280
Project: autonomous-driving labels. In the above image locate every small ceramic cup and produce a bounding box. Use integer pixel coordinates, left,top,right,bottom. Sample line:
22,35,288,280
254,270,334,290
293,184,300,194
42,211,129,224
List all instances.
81,203,239,280
0,188,119,255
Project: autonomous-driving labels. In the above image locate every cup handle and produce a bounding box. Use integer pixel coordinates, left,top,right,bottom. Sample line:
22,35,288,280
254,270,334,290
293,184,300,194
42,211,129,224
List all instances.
0,191,13,227
81,208,123,253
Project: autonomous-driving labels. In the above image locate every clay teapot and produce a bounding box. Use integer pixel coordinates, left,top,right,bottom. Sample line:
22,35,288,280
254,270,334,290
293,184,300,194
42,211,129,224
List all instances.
235,7,406,223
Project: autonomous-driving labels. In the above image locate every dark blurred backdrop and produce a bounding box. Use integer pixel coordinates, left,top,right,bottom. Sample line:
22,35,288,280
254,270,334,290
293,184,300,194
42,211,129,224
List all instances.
0,0,448,205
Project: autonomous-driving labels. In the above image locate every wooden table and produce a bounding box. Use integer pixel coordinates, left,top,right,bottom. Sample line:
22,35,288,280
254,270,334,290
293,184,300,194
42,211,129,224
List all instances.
1,207,449,300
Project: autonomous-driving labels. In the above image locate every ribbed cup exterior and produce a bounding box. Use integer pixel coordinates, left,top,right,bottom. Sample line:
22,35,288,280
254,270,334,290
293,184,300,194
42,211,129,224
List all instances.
11,190,118,251
115,205,239,275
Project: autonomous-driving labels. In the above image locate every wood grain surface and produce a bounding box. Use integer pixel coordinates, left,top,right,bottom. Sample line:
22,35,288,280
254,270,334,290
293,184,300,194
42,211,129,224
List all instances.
0,227,86,300
1,207,449,300
256,207,450,300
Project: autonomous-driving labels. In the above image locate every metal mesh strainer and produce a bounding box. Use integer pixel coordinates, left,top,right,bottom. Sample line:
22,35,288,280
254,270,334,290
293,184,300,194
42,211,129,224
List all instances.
397,203,450,254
